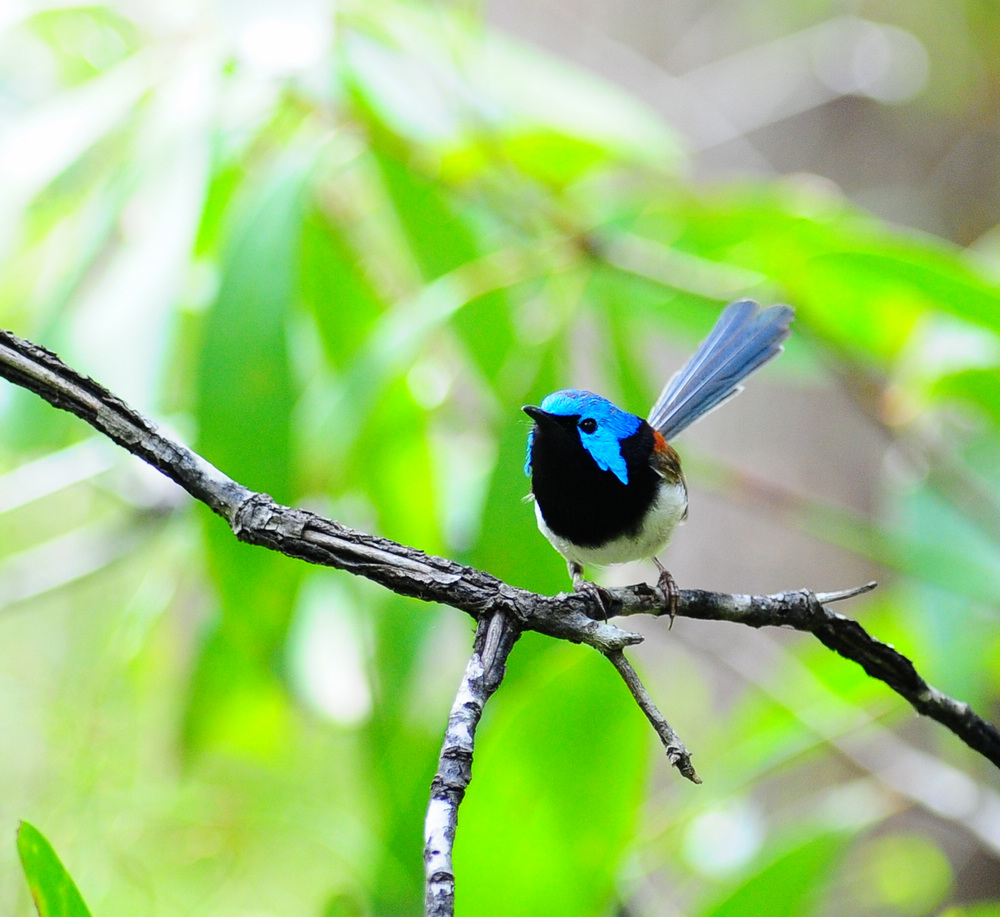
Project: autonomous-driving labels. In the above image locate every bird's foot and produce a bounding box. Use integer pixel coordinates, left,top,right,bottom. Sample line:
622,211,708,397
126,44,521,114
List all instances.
573,579,614,620
569,562,612,620
653,558,679,628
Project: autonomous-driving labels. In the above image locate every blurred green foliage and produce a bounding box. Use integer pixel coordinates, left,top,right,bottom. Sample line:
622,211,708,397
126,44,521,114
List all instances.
1,1,1000,915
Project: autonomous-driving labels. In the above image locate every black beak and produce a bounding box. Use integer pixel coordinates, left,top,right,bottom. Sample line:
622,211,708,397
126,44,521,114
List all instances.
522,405,550,423
523,405,575,430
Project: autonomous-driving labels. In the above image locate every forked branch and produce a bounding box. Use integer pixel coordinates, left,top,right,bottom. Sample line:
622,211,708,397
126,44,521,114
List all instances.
3,327,999,917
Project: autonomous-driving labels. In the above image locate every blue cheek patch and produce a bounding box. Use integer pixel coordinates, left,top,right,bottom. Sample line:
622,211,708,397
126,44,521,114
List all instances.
524,428,534,477
583,430,631,485
537,389,643,486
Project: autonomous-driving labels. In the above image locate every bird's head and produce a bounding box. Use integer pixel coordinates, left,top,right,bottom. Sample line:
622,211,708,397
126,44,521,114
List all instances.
523,389,643,485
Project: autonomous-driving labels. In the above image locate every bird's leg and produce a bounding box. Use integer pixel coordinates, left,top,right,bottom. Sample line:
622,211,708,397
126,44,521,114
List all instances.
653,557,679,628
569,561,612,620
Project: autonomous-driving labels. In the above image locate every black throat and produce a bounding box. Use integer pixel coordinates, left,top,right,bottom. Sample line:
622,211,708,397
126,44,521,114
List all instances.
528,415,660,548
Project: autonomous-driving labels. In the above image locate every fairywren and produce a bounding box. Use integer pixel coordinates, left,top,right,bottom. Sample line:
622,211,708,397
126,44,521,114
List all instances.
523,300,793,614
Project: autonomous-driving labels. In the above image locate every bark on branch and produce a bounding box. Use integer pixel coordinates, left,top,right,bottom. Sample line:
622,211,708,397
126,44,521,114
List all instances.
424,611,519,916
3,327,1000,915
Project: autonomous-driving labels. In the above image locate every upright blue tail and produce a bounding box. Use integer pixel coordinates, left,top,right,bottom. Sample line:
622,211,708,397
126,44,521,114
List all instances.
648,300,793,441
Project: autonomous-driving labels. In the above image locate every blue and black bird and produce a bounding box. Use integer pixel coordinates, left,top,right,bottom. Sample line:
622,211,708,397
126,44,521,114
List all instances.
523,300,794,612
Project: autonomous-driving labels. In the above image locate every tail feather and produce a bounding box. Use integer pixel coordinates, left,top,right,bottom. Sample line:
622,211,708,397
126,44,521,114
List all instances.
648,300,793,441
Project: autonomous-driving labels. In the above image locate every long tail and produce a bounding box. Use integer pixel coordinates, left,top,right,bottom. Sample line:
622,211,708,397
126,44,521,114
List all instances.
648,300,794,441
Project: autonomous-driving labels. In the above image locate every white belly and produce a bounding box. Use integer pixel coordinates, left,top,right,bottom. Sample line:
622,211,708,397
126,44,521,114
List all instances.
536,480,688,568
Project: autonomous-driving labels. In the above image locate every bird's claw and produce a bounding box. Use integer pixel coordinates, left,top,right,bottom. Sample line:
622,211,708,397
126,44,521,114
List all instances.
653,558,679,628
573,578,613,620
568,561,612,619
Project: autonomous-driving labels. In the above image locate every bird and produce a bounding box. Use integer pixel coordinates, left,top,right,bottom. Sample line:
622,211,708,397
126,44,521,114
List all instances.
522,299,794,618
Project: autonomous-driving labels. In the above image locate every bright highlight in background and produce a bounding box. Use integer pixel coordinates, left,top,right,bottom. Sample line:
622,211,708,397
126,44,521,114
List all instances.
811,17,929,103
683,800,765,876
289,577,372,725
237,15,331,74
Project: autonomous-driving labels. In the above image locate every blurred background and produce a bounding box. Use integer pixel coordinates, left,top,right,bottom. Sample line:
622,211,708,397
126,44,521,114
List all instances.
1,0,999,914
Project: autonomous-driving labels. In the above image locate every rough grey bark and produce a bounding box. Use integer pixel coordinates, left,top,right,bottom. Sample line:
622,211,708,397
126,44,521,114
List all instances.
424,611,519,917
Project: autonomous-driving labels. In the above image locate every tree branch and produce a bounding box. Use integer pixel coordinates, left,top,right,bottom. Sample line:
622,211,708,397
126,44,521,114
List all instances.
604,649,701,783
608,582,1000,768
0,327,997,766
3,326,1000,917
425,611,520,916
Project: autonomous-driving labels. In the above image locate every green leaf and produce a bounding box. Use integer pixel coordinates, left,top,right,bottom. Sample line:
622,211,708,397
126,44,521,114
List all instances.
349,378,442,549
589,264,701,411
480,31,681,164
0,50,150,242
502,130,611,187
182,595,298,757
819,247,1000,336
195,159,304,502
342,30,465,148
932,368,1000,428
362,598,447,916
193,158,245,258
883,433,1000,703
697,832,848,917
369,144,516,380
186,154,311,756
469,335,568,593
372,146,475,281
300,205,385,368
342,384,451,914
17,822,94,917
663,183,1000,357
455,646,650,917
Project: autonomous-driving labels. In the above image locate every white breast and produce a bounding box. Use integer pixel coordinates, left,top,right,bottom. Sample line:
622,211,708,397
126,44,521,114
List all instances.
536,479,689,568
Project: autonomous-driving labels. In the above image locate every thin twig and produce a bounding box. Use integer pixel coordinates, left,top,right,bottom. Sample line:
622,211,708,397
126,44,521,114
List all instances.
608,582,1000,768
604,649,701,784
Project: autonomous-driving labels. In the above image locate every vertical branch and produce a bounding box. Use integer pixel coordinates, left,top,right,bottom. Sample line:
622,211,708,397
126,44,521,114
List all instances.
424,612,520,917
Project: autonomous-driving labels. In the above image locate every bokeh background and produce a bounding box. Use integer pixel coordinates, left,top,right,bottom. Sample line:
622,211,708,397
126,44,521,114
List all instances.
2,0,1000,914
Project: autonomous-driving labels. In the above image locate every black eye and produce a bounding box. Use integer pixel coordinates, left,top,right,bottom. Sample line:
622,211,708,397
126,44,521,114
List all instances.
579,418,598,434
